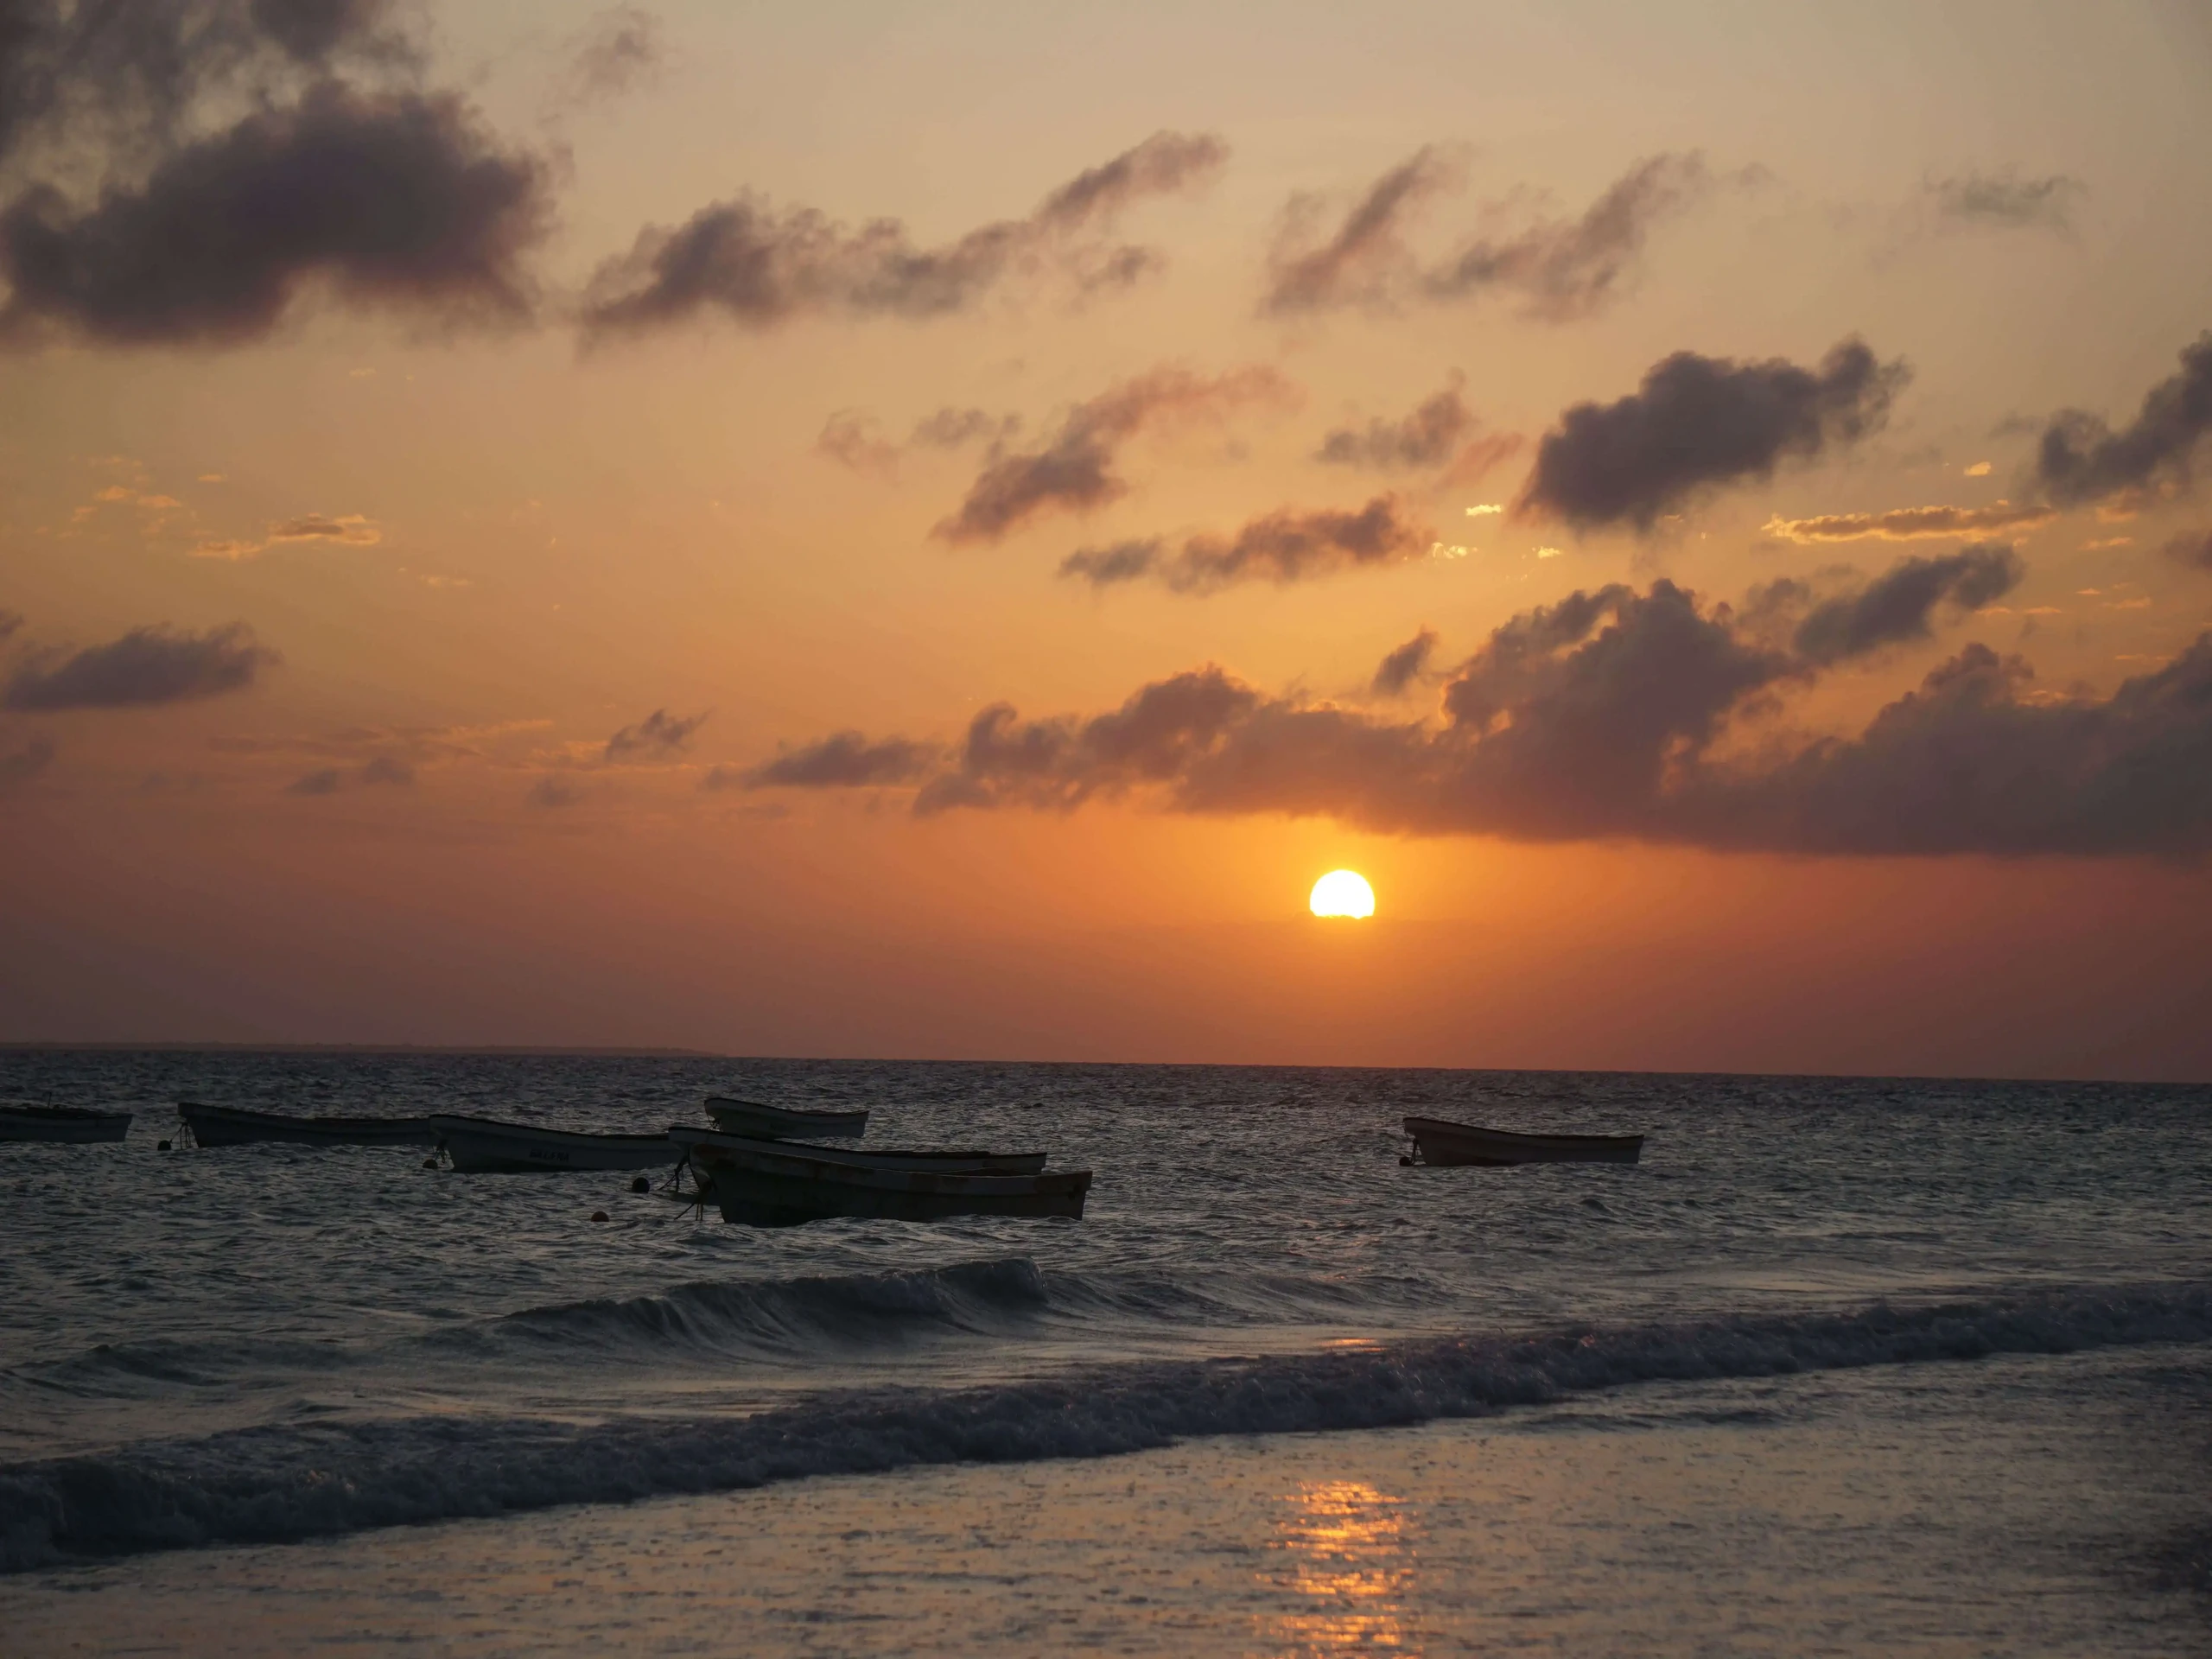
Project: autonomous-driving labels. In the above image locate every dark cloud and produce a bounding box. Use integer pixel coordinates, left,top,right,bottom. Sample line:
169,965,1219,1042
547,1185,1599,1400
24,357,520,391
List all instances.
3,622,277,710
0,734,54,793
1789,543,2024,665
287,766,342,795
0,82,549,346
744,733,933,788
1421,152,1715,321
1262,145,1461,315
526,774,579,808
1316,380,1472,469
1371,628,1437,696
1521,338,1908,531
741,552,2212,855
1929,169,2083,233
2033,334,2212,507
1263,149,1722,321
581,130,1226,338
0,607,22,643
909,406,1010,448
2165,529,2212,572
359,753,414,785
605,707,707,761
1059,495,1430,594
817,404,1014,477
935,365,1293,544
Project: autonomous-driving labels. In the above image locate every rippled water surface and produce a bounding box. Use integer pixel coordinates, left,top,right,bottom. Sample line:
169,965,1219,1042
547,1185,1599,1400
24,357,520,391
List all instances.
3,1051,2209,1578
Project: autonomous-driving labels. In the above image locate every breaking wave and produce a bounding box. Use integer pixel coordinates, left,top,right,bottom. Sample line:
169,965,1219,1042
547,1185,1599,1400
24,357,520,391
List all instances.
3,1280,2206,1573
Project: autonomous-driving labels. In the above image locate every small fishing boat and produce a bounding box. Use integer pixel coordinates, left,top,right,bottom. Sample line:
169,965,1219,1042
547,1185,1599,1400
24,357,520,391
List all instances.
429,1114,677,1174
669,1128,1089,1226
671,1127,1046,1175
1,1104,133,1144
703,1096,868,1141
1402,1115,1644,1166
176,1100,438,1148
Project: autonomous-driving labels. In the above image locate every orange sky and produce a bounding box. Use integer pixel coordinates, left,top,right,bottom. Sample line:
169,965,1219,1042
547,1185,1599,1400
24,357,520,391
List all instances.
3,1,2209,1077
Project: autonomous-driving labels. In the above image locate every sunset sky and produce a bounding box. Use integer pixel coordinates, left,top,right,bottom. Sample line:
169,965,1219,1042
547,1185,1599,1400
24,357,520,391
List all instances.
3,0,2210,1077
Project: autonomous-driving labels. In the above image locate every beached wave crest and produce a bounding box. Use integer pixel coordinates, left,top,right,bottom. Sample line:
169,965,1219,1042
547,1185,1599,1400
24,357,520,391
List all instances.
3,1281,2205,1573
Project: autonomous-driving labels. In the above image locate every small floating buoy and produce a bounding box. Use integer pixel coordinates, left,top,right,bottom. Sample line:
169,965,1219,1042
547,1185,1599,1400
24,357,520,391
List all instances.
630,1175,650,1194
1398,1155,1413,1166
591,1210,608,1223
422,1157,439,1170
157,1139,173,1151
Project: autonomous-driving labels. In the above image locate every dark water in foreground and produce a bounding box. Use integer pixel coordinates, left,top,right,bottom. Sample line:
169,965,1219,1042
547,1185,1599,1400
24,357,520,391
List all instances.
2,1051,2209,1611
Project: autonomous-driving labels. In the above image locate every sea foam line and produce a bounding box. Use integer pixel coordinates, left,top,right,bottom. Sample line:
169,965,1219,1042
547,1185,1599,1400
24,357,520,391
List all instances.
2,1281,2205,1573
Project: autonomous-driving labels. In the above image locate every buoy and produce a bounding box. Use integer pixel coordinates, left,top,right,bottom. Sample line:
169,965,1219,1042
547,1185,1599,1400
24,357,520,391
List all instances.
630,1175,650,1194
591,1210,608,1222
422,1157,439,1169
157,1139,172,1151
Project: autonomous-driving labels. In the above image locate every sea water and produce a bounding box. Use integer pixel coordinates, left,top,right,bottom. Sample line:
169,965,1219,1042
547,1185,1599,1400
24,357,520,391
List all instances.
2,1053,2209,1652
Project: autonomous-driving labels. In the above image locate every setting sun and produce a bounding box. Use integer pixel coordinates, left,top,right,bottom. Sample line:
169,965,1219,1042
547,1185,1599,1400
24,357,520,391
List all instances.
1309,870,1376,919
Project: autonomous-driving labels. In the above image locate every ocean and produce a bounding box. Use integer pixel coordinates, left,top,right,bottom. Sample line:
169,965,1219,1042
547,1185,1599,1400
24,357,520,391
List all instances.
3,1052,2209,1655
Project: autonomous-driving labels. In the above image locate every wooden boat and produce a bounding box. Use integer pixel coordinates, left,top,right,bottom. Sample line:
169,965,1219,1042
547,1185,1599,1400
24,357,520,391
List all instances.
703,1096,868,1141
669,1129,1090,1226
1,1104,133,1144
671,1127,1046,1175
176,1100,438,1148
429,1114,677,1174
1402,1115,1644,1166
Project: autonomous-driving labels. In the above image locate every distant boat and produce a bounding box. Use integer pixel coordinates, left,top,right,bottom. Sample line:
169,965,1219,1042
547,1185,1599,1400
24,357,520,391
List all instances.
669,1129,1090,1226
671,1127,1047,1175
1402,1115,1644,1166
429,1114,677,1174
176,1100,438,1148
703,1096,868,1141
1,1104,133,1144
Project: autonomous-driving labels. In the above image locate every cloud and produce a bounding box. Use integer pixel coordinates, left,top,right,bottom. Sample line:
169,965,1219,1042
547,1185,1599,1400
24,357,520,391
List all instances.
526,775,580,808
1521,338,1908,531
741,556,2212,856
556,6,664,109
580,130,1226,338
0,608,22,644
2166,529,2212,572
191,512,382,559
0,734,55,794
817,404,1014,477
2033,333,2212,507
1372,628,1438,696
934,364,1294,544
0,80,550,347
1058,495,1430,593
1928,169,2083,233
3,622,277,710
1421,152,1719,321
1262,145,1463,315
1316,379,1473,468
287,766,342,795
1788,543,2024,664
1762,501,2056,542
605,707,708,760
743,733,934,788
359,753,414,785
1263,149,1725,321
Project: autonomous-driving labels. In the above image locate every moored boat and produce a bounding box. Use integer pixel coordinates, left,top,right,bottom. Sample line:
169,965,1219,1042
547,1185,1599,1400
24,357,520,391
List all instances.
1,1103,133,1144
671,1127,1046,1175
703,1096,868,1141
670,1129,1090,1226
1402,1115,1644,1166
429,1114,677,1174
176,1100,438,1148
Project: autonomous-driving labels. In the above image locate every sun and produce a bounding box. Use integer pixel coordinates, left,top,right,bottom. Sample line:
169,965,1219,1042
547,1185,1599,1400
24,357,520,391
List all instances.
1309,869,1376,918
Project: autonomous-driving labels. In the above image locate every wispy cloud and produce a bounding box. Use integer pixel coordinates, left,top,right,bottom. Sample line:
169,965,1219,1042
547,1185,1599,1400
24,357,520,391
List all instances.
1763,501,2055,543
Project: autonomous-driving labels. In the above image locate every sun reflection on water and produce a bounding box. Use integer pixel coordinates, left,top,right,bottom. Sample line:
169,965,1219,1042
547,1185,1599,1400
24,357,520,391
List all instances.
1255,1478,1420,1655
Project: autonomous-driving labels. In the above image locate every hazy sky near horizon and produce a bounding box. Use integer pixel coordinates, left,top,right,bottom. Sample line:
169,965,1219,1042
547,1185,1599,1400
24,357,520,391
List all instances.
3,0,2211,1077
